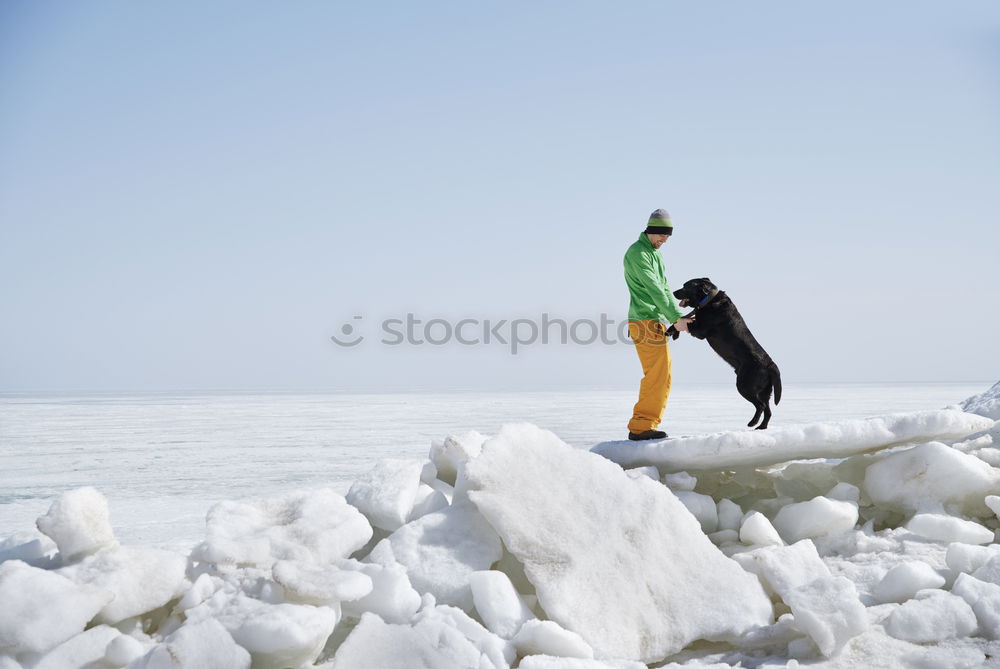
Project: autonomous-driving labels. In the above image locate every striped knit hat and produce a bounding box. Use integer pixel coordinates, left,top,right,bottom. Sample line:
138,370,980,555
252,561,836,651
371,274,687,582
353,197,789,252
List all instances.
644,209,673,235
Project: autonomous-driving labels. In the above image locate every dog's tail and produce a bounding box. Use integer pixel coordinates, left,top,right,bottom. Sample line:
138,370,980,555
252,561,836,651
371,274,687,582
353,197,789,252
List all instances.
770,365,782,405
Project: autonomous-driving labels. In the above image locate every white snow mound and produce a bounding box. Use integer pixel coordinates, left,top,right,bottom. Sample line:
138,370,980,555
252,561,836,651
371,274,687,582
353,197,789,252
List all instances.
35,487,117,562
961,381,1000,420
191,488,372,568
864,441,1000,517
57,545,187,624
346,458,425,532
366,500,503,611
771,496,858,543
0,560,113,655
327,609,509,669
464,423,773,663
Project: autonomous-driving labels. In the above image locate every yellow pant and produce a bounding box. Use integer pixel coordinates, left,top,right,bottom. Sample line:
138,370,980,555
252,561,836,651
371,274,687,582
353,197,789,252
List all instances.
627,320,673,433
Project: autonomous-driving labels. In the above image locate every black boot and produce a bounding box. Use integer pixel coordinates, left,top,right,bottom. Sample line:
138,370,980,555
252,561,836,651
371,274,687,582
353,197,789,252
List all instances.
628,430,667,441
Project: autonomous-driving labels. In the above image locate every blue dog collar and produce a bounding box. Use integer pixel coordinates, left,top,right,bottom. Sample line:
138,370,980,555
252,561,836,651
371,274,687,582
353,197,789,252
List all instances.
695,288,720,308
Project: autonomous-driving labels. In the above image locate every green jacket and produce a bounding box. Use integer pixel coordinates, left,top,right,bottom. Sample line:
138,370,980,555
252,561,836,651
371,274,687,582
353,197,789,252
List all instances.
624,233,684,324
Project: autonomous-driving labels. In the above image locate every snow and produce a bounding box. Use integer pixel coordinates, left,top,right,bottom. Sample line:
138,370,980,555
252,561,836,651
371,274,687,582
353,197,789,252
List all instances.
961,380,1000,420
429,430,488,486
184,590,338,668
365,500,503,611
951,573,1000,638
413,603,514,668
0,382,998,668
0,532,54,568
324,609,509,669
872,561,946,604
863,441,1000,517
739,511,784,547
337,559,422,623
884,591,978,642
129,618,251,668
463,423,772,663
35,487,116,563
592,408,993,471
972,555,1000,585
57,545,187,624
674,490,720,534
905,513,995,545
30,624,119,669
271,559,372,606
662,471,698,491
410,483,450,522
518,659,646,669
739,540,831,596
346,458,425,532
0,560,113,655
783,576,869,657
105,633,145,666
734,540,868,656
625,466,659,481
826,482,861,503
715,498,743,532
946,542,1000,575
191,488,372,568
512,620,594,660
771,496,858,543
469,569,535,639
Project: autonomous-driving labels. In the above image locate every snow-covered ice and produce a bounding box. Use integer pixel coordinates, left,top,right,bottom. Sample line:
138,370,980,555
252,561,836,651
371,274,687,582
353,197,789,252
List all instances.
57,544,186,624
365,500,503,611
962,380,1000,420
469,569,535,639
191,488,372,568
346,458,425,532
673,490,720,534
184,589,338,668
337,559,421,623
872,561,946,604
906,512,995,545
592,408,993,471
739,511,784,547
863,441,1000,517
429,430,487,486
324,607,511,669
0,560,113,655
30,624,120,669
952,572,1000,638
884,591,978,643
463,423,772,663
271,559,372,606
783,575,869,657
771,495,858,543
35,487,116,562
0,381,998,668
130,618,251,668
512,619,594,660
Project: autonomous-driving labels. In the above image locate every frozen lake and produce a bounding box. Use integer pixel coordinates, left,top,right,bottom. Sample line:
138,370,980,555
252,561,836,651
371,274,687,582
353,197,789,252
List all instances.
0,382,990,551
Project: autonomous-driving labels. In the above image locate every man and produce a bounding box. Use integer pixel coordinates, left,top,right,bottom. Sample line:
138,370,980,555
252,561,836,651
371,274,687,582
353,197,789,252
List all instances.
623,209,694,441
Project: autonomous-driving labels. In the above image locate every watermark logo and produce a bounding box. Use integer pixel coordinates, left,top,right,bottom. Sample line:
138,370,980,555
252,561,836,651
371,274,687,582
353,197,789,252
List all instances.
330,313,639,355
330,315,365,347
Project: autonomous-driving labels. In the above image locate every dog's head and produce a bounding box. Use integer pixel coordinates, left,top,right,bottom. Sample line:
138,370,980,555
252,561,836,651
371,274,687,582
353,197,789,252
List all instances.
674,277,718,308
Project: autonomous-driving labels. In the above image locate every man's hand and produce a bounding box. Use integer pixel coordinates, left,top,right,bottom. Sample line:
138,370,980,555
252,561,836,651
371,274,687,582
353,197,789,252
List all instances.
673,317,694,332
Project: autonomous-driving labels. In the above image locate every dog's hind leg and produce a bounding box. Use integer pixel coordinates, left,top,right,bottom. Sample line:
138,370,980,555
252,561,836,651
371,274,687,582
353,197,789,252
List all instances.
755,401,772,430
754,387,773,430
737,380,763,427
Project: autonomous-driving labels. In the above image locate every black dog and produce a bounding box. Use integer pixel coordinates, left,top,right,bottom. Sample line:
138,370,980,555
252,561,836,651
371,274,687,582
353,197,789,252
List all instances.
671,278,782,429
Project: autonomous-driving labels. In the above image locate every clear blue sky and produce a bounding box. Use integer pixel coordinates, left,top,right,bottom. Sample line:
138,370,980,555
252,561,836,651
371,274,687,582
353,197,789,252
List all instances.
1,1,997,391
